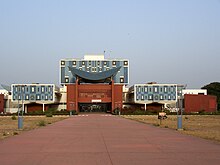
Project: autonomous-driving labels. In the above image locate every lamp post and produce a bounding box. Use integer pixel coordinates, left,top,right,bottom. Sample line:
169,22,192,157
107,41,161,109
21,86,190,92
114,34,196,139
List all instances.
18,85,24,129
177,94,183,130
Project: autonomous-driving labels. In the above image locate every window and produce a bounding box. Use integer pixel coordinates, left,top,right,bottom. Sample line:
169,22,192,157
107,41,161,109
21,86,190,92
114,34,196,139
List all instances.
145,87,148,92
42,87,45,93
61,61,65,65
168,95,171,100
36,95,40,100
164,86,167,93
136,95,139,100
149,87,152,92
25,95,29,100
160,87,163,93
82,61,85,65
65,78,69,83
141,87,144,92
30,95,35,100
141,95,144,100
160,95,163,100
145,95,148,100
149,95,152,100
37,87,40,92
120,78,124,83
112,61,116,65
154,87,158,93
97,61,100,65
45,95,48,100
22,86,25,92
31,87,35,93
72,61,76,65
124,61,128,66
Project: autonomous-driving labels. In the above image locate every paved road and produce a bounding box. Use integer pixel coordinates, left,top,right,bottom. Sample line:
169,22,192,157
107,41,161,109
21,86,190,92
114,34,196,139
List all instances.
0,114,220,165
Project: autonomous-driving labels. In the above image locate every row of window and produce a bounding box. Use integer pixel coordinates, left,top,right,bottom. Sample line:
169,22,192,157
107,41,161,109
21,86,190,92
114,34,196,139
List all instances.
13,94,53,101
136,94,176,101
64,77,125,83
61,60,128,67
136,86,176,94
71,67,111,72
13,86,53,94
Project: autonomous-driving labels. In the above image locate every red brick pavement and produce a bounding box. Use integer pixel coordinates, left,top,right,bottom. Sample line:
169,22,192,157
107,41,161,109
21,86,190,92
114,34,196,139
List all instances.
0,114,220,165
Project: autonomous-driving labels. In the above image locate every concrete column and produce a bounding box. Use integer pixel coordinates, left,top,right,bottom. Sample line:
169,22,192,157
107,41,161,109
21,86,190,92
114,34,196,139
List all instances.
75,78,78,112
25,104,28,113
145,103,147,111
42,103,45,112
111,80,115,112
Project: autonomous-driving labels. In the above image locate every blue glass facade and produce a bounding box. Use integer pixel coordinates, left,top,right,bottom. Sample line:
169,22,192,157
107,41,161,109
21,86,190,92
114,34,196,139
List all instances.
12,84,55,102
134,84,178,102
60,57,129,84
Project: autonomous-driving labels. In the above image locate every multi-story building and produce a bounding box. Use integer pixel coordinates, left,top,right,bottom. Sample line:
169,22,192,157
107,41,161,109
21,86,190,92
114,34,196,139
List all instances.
60,54,129,112
11,84,61,112
126,82,185,111
182,89,207,95
1,54,216,114
60,54,129,85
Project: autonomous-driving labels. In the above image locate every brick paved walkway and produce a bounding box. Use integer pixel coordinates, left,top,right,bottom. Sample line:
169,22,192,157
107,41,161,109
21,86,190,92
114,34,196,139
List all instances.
0,114,220,165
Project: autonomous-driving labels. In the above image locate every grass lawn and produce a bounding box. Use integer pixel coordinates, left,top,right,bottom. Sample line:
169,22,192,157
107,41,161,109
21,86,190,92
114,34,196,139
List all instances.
0,116,68,140
122,115,220,142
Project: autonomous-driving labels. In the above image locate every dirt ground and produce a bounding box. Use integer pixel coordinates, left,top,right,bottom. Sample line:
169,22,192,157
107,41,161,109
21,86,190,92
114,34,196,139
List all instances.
122,115,220,142
0,116,68,140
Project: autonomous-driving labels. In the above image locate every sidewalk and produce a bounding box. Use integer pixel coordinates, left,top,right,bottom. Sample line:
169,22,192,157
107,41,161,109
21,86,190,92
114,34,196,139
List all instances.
0,114,220,165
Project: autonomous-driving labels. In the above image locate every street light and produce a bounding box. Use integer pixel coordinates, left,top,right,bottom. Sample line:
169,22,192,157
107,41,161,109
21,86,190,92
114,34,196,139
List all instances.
18,85,24,129
177,95,183,130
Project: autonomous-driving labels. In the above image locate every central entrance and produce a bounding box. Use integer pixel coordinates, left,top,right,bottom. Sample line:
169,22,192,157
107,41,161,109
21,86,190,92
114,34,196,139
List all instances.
79,103,111,113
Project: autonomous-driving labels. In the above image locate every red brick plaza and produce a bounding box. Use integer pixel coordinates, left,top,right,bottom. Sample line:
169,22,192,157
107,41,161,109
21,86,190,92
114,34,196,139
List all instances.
0,114,220,165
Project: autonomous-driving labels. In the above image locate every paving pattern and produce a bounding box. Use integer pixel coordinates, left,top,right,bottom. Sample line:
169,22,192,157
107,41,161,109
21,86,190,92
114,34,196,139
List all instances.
0,114,220,165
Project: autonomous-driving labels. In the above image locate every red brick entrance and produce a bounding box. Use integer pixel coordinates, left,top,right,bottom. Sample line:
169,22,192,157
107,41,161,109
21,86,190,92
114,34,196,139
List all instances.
67,81,123,113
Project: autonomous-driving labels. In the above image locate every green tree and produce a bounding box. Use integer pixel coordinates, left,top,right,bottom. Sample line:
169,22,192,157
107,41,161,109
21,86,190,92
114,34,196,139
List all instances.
202,82,220,110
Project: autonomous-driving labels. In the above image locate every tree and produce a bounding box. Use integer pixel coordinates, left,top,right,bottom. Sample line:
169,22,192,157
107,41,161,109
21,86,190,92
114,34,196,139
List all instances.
201,82,220,110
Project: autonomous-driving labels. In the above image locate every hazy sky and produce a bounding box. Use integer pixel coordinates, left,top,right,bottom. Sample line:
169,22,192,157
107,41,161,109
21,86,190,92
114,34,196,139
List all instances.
0,0,219,88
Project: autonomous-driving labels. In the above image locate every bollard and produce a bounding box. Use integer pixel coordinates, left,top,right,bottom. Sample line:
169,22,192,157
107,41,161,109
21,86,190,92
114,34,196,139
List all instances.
177,115,182,130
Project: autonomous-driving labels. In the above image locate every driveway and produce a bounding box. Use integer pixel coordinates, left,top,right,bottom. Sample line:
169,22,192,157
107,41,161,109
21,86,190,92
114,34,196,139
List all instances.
0,114,220,165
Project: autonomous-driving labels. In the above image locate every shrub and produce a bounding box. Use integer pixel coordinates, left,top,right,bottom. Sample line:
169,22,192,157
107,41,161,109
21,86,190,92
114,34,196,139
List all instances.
38,120,46,126
26,110,44,116
45,112,53,117
11,115,17,120
13,132,18,135
120,108,156,115
153,123,160,127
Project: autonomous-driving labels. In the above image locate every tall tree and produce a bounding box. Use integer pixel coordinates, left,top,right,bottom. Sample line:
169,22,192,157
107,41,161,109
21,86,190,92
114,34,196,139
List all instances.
202,82,220,110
